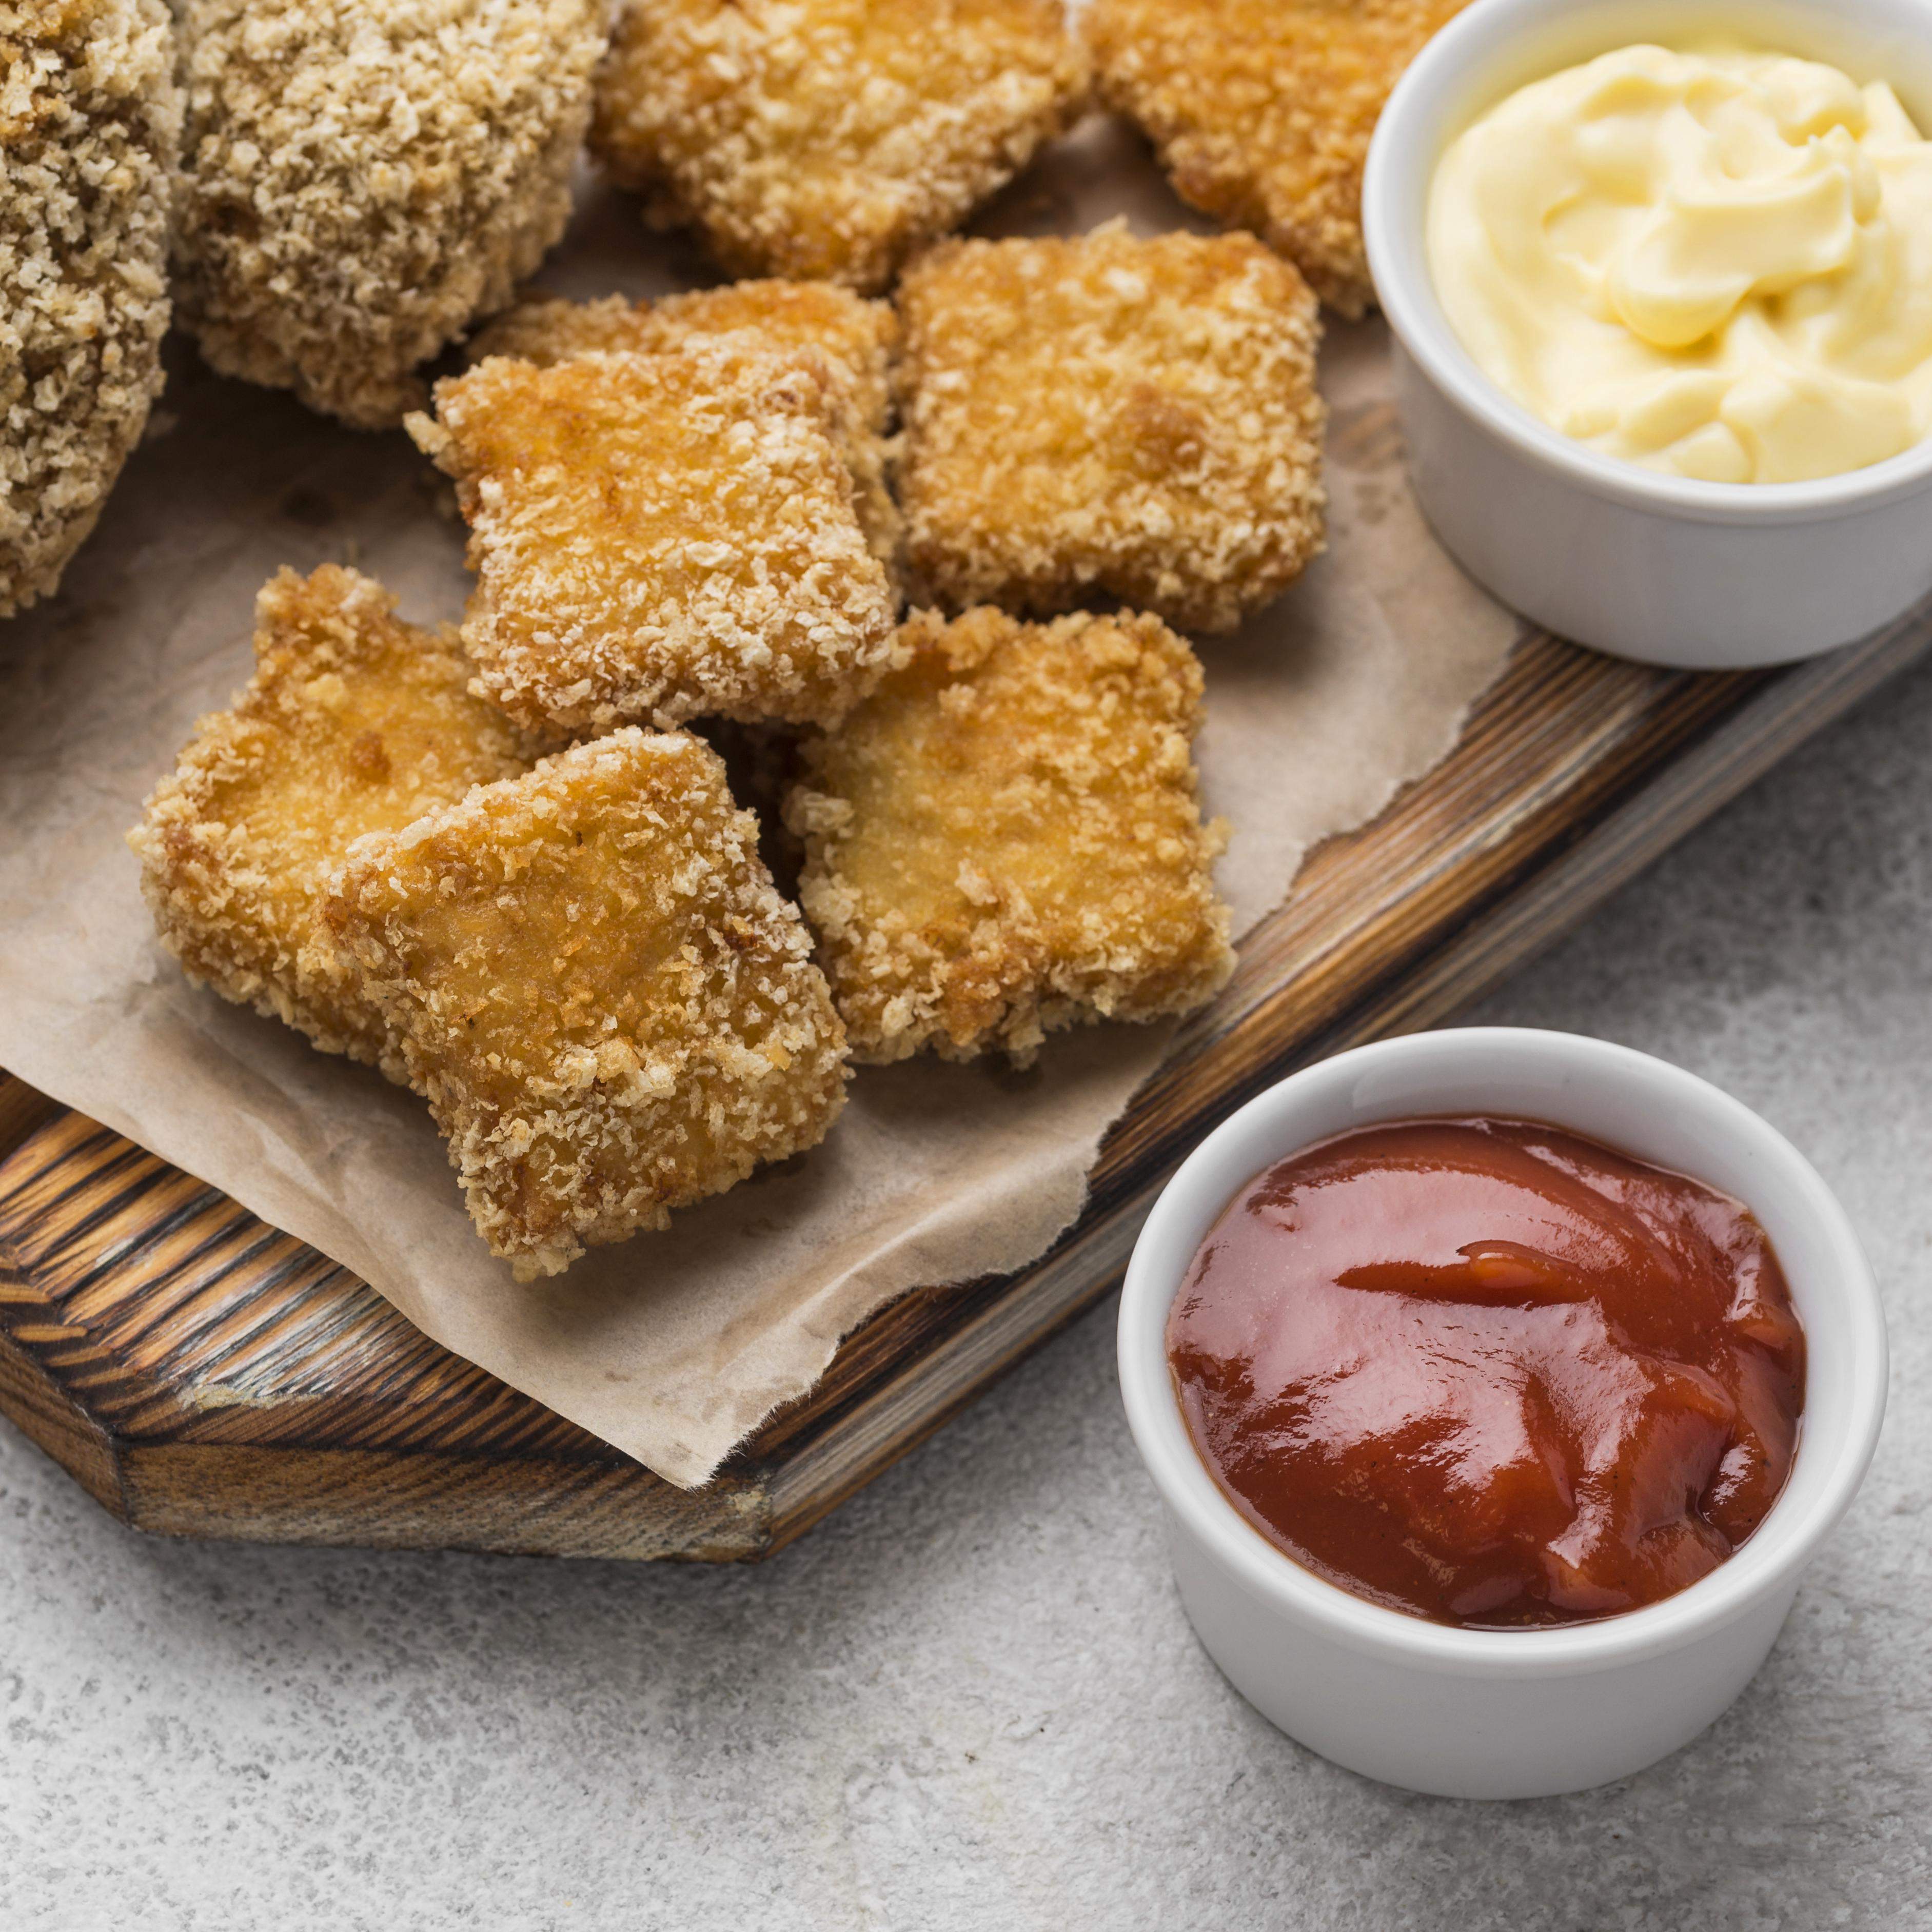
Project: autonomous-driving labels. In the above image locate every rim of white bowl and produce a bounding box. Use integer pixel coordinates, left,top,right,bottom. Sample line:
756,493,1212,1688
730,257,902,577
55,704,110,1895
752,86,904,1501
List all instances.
1117,1029,1889,1679
1361,0,1932,527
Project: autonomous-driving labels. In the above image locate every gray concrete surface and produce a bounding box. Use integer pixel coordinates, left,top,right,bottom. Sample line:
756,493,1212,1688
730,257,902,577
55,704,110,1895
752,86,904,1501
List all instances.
5,647,1930,1930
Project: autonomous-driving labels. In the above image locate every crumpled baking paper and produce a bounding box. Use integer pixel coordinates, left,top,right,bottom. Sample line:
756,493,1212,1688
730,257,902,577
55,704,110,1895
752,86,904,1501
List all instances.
0,124,1518,1486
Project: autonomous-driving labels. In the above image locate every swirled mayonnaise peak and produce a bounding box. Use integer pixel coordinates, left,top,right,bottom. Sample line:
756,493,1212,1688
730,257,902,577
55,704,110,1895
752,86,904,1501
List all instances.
1428,44,1932,484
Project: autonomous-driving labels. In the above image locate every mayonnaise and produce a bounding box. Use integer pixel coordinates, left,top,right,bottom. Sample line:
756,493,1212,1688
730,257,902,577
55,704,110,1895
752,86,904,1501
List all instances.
1427,45,1932,484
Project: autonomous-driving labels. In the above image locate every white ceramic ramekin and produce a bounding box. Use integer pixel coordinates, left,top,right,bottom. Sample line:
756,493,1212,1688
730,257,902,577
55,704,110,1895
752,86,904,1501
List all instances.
1118,1029,1887,1799
1362,0,1932,669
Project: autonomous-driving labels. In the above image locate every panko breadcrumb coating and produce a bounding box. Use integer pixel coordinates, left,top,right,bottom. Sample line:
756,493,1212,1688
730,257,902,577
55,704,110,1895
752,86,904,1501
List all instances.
589,0,1090,293
128,565,531,1076
0,0,179,618
172,0,609,430
409,340,900,739
322,728,850,1279
469,281,902,578
895,223,1326,635
1087,0,1472,316
470,281,895,429
786,606,1233,1065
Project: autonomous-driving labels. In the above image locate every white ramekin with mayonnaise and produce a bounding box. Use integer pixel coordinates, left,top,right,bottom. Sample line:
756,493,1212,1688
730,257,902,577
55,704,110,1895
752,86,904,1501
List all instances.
1363,0,1932,668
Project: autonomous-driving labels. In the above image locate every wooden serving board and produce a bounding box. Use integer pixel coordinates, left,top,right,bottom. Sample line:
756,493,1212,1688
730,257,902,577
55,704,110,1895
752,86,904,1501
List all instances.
2,615,1925,1562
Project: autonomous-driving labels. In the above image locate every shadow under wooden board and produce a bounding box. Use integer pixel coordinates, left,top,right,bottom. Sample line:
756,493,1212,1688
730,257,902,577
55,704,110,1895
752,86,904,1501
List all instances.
2,614,1925,1562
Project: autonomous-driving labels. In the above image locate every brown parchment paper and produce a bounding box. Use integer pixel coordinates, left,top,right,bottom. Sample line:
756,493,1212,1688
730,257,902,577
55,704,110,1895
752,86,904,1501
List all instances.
0,122,1520,1488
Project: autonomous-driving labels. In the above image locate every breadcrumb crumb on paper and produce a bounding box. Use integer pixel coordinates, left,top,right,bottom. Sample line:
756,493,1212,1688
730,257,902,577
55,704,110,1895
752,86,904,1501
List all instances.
1087,0,1473,316
0,0,179,618
590,0,1090,293
322,728,850,1281
787,605,1233,1065
469,280,903,580
895,222,1326,634
172,0,609,430
411,340,901,738
127,565,532,1077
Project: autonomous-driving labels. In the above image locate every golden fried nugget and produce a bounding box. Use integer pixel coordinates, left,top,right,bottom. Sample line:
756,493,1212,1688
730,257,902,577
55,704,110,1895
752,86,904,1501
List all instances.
1087,0,1472,316
895,224,1326,634
469,281,902,577
173,0,608,428
409,341,900,739
1,0,179,617
472,281,896,428
785,606,1233,1064
128,566,531,1074
589,0,1090,293
322,728,849,1279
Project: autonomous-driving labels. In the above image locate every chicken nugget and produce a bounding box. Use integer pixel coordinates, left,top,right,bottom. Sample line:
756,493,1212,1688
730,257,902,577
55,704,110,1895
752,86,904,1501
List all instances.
322,728,849,1279
472,281,896,430
1,0,179,617
1087,0,1472,316
895,223,1326,634
785,606,1233,1065
129,565,531,1075
469,281,902,577
589,0,1089,294
408,340,900,738
173,0,608,429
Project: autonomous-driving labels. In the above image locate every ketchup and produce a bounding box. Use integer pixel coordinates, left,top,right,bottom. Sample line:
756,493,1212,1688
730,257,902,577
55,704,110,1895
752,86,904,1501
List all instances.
1167,1117,1806,1629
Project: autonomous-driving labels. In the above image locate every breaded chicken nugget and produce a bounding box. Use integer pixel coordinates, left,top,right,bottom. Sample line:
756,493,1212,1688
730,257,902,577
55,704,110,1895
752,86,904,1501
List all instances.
472,281,895,428
409,340,900,738
129,566,533,1075
0,0,179,617
322,728,849,1279
785,606,1233,1065
895,223,1326,634
173,0,609,429
589,0,1089,293
1087,0,1472,316
470,280,902,577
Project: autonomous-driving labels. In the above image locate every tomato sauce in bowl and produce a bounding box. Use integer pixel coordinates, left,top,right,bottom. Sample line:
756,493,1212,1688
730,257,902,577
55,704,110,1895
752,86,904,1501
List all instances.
1166,1116,1807,1629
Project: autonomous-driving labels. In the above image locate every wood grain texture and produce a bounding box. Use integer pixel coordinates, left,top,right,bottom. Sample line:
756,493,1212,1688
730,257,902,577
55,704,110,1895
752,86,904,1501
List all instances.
2,615,1924,1560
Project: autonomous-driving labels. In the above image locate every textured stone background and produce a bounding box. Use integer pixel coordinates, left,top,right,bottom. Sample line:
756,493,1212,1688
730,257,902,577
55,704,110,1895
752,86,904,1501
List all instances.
5,648,1929,1927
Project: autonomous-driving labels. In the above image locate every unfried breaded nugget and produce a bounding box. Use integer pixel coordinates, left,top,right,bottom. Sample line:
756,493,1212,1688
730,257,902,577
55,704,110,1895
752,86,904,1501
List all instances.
589,0,1090,294
469,281,902,578
785,606,1233,1065
408,340,900,738
895,224,1326,635
1087,0,1473,316
321,728,849,1279
128,565,531,1076
0,0,179,617
173,0,609,429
